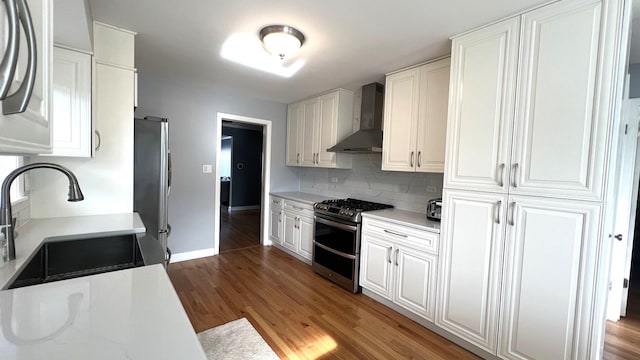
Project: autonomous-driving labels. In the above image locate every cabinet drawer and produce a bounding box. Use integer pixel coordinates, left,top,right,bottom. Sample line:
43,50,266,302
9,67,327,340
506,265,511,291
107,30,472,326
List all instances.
283,199,314,218
270,196,284,210
363,218,439,255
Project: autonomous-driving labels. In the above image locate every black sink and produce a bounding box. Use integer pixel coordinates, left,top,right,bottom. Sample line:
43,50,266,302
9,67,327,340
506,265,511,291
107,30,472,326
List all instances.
8,234,145,289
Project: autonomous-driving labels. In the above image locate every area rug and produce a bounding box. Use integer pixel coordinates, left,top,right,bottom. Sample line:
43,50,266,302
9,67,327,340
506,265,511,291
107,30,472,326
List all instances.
197,318,280,360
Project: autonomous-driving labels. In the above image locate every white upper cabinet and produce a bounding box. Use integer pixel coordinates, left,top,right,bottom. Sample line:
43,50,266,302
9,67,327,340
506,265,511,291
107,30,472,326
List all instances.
382,67,420,171
49,46,92,157
285,102,303,166
286,88,353,169
511,0,606,200
316,91,339,167
0,0,53,154
444,18,520,192
301,98,318,166
445,0,611,201
498,195,601,360
382,57,450,173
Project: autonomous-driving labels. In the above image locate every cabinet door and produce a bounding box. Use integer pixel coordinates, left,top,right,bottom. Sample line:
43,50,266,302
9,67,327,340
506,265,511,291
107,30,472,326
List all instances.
416,58,450,173
286,102,303,166
498,196,600,360
269,208,282,244
0,0,52,154
394,245,437,321
300,98,319,166
359,234,394,300
50,47,92,157
382,67,420,171
444,17,519,192
437,189,507,353
316,92,338,168
282,212,297,252
297,215,314,260
511,0,606,200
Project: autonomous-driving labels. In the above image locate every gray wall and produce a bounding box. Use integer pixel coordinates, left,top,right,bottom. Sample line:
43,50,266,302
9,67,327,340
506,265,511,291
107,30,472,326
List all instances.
630,63,640,99
136,71,299,255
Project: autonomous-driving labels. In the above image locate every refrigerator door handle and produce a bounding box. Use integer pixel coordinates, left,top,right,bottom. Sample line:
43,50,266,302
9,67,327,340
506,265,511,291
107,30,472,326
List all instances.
167,150,172,196
3,0,37,114
167,224,172,237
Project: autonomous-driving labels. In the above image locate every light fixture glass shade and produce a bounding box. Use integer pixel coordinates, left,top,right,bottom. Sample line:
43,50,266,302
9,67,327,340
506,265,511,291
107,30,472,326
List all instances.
260,25,305,60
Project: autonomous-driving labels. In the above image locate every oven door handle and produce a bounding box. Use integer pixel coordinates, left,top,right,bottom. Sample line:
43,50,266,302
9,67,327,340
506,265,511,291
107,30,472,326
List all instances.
313,241,356,260
314,215,358,232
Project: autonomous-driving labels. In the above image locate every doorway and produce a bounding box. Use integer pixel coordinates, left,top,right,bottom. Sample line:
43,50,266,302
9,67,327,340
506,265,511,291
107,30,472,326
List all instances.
219,121,263,252
214,113,272,255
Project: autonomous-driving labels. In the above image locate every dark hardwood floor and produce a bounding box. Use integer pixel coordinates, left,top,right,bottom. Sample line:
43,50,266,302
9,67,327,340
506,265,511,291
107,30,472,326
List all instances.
219,208,261,253
168,246,479,359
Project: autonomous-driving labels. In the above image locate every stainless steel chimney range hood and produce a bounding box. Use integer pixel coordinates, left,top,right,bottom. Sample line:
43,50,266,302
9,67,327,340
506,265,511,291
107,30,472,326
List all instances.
327,82,384,153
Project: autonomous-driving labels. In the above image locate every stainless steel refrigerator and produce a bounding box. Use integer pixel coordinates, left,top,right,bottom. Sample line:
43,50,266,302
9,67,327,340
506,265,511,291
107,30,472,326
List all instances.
134,116,171,264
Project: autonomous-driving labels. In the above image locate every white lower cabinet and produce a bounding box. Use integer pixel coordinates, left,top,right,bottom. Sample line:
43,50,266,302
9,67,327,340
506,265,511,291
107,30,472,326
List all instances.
268,196,283,245
438,189,602,359
437,190,506,352
273,198,314,262
498,196,601,360
360,217,438,321
282,211,298,252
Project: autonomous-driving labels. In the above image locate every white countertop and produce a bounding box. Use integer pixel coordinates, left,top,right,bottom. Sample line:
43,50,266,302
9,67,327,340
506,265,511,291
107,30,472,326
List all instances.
0,264,207,360
0,213,146,290
270,191,332,205
362,208,441,233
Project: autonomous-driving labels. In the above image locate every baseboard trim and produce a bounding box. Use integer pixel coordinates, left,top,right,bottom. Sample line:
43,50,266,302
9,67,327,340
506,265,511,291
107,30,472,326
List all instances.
228,205,261,212
170,248,215,263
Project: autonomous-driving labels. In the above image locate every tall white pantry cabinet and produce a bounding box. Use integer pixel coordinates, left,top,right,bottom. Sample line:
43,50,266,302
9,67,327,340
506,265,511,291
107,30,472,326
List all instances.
438,0,625,359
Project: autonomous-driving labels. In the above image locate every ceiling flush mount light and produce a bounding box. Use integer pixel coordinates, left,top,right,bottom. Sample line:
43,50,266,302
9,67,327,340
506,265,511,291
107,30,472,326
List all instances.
259,25,305,60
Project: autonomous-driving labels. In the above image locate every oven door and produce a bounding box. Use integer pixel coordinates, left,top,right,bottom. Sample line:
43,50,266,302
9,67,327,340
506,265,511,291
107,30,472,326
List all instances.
314,215,359,255
312,214,361,293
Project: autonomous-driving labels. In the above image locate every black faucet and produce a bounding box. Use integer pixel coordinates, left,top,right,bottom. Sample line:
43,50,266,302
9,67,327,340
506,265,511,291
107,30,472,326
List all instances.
0,163,84,261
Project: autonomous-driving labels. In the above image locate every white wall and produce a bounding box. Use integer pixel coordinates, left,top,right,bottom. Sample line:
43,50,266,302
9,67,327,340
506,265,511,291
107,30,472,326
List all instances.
300,154,443,212
136,71,298,255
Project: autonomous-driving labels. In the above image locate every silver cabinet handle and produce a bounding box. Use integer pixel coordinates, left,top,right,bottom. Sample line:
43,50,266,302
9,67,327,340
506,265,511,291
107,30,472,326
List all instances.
94,130,102,152
292,205,304,211
511,163,519,188
3,0,37,115
0,0,19,99
394,249,399,266
417,151,422,168
387,246,392,264
314,153,318,165
498,163,505,187
297,153,300,164
508,201,516,226
410,151,415,167
384,229,408,238
494,200,502,224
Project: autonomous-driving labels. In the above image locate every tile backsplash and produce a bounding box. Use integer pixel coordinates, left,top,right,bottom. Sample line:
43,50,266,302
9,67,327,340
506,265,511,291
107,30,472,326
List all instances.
300,154,443,212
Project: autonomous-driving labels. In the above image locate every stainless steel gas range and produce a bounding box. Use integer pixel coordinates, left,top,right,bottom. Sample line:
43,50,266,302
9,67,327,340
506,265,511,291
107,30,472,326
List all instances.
312,198,393,293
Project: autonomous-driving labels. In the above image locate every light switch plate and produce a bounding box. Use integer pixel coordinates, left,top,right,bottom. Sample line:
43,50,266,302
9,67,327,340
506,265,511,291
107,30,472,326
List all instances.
202,164,213,173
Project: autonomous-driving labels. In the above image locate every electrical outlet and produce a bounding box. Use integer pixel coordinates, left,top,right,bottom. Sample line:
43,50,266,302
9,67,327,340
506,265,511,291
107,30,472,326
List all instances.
331,177,339,183
202,164,213,173
426,185,437,192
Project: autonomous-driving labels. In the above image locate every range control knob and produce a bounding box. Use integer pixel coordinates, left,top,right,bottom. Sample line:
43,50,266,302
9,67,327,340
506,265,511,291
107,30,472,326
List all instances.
348,211,354,217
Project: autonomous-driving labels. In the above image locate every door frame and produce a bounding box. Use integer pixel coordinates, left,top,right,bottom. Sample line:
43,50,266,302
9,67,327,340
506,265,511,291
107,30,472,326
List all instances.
214,112,272,255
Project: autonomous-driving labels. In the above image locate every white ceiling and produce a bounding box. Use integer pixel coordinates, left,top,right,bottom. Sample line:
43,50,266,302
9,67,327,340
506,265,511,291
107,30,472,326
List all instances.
88,0,550,103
